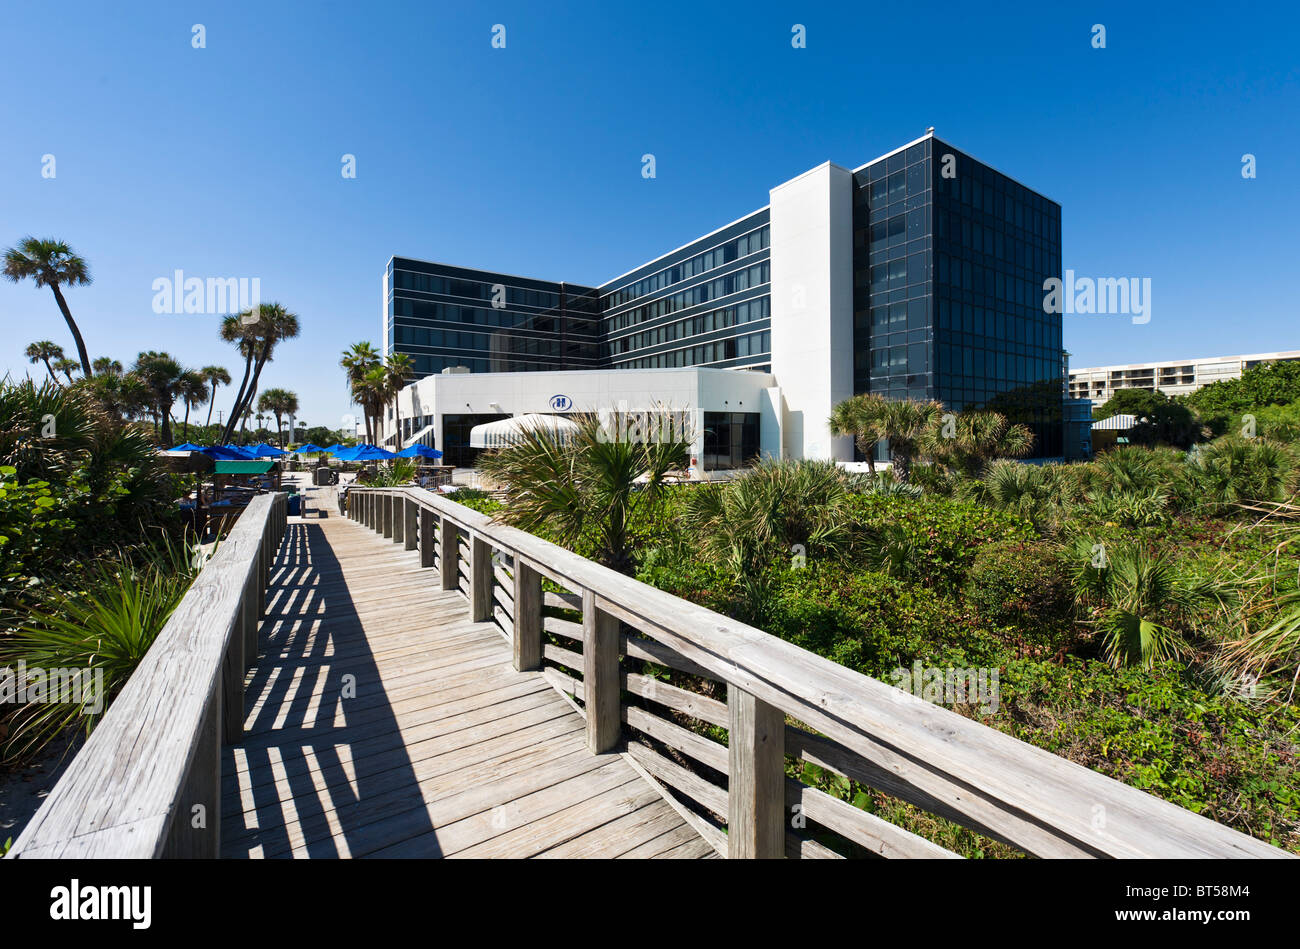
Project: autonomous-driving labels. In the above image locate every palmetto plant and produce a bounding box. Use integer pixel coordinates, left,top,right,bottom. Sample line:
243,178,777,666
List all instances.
843,468,924,498
828,392,889,475
478,412,688,573
958,459,1092,531
3,237,94,377
1067,538,1228,669
0,378,100,481
24,340,64,384
683,459,857,577
1088,487,1173,528
1186,436,1296,513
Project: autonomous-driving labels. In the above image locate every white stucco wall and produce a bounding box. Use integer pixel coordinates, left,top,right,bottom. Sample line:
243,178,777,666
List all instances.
382,367,778,475
768,162,855,461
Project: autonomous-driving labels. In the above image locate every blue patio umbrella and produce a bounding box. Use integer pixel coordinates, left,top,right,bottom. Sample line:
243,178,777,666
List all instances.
250,443,287,458
395,444,443,459
172,442,206,452
334,444,397,461
295,443,326,454
203,444,257,460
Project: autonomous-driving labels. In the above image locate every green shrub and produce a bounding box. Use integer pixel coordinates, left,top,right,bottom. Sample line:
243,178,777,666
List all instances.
964,540,1074,653
760,564,1006,676
996,657,1300,847
844,494,1035,590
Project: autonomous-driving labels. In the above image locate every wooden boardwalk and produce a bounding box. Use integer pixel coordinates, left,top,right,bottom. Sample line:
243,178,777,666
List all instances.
219,512,714,858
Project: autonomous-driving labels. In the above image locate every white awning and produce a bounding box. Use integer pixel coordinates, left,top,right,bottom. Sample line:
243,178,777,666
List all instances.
1092,414,1138,431
469,413,580,449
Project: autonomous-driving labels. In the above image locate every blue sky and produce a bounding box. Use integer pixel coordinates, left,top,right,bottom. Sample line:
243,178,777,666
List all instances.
2,0,1297,428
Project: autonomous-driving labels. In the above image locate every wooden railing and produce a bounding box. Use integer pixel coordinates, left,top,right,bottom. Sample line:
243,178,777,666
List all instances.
346,485,1292,859
7,493,288,859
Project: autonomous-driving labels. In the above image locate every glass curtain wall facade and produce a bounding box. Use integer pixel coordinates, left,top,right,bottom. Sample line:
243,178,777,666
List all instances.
600,210,773,372
851,136,1063,457
388,258,603,376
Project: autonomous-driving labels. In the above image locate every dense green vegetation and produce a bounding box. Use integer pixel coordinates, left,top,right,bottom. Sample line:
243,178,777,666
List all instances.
0,379,197,766
463,391,1300,856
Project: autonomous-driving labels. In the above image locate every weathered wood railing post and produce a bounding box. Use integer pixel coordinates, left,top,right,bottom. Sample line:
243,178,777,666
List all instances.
439,516,458,590
392,492,406,545
470,534,493,621
403,497,418,551
419,508,435,567
382,493,394,539
727,688,785,858
582,590,621,753
513,561,542,671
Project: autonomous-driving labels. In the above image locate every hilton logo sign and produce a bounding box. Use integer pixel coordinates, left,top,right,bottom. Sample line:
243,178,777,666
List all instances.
549,394,572,411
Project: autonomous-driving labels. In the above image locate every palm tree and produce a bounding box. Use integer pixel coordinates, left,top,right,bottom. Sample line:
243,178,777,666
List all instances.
360,365,392,446
199,365,230,429
92,357,123,377
384,352,415,448
54,357,80,384
477,412,689,573
131,351,185,447
178,370,209,441
3,238,94,376
340,341,382,443
925,409,1035,478
219,303,300,444
878,398,945,482
828,392,889,476
24,341,64,383
257,388,299,448
219,314,259,442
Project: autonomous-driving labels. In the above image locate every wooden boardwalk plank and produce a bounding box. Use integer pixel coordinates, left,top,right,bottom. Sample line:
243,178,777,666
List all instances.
220,514,708,859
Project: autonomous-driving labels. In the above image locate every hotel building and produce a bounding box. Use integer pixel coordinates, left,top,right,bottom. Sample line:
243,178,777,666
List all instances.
1069,350,1300,406
379,130,1075,470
